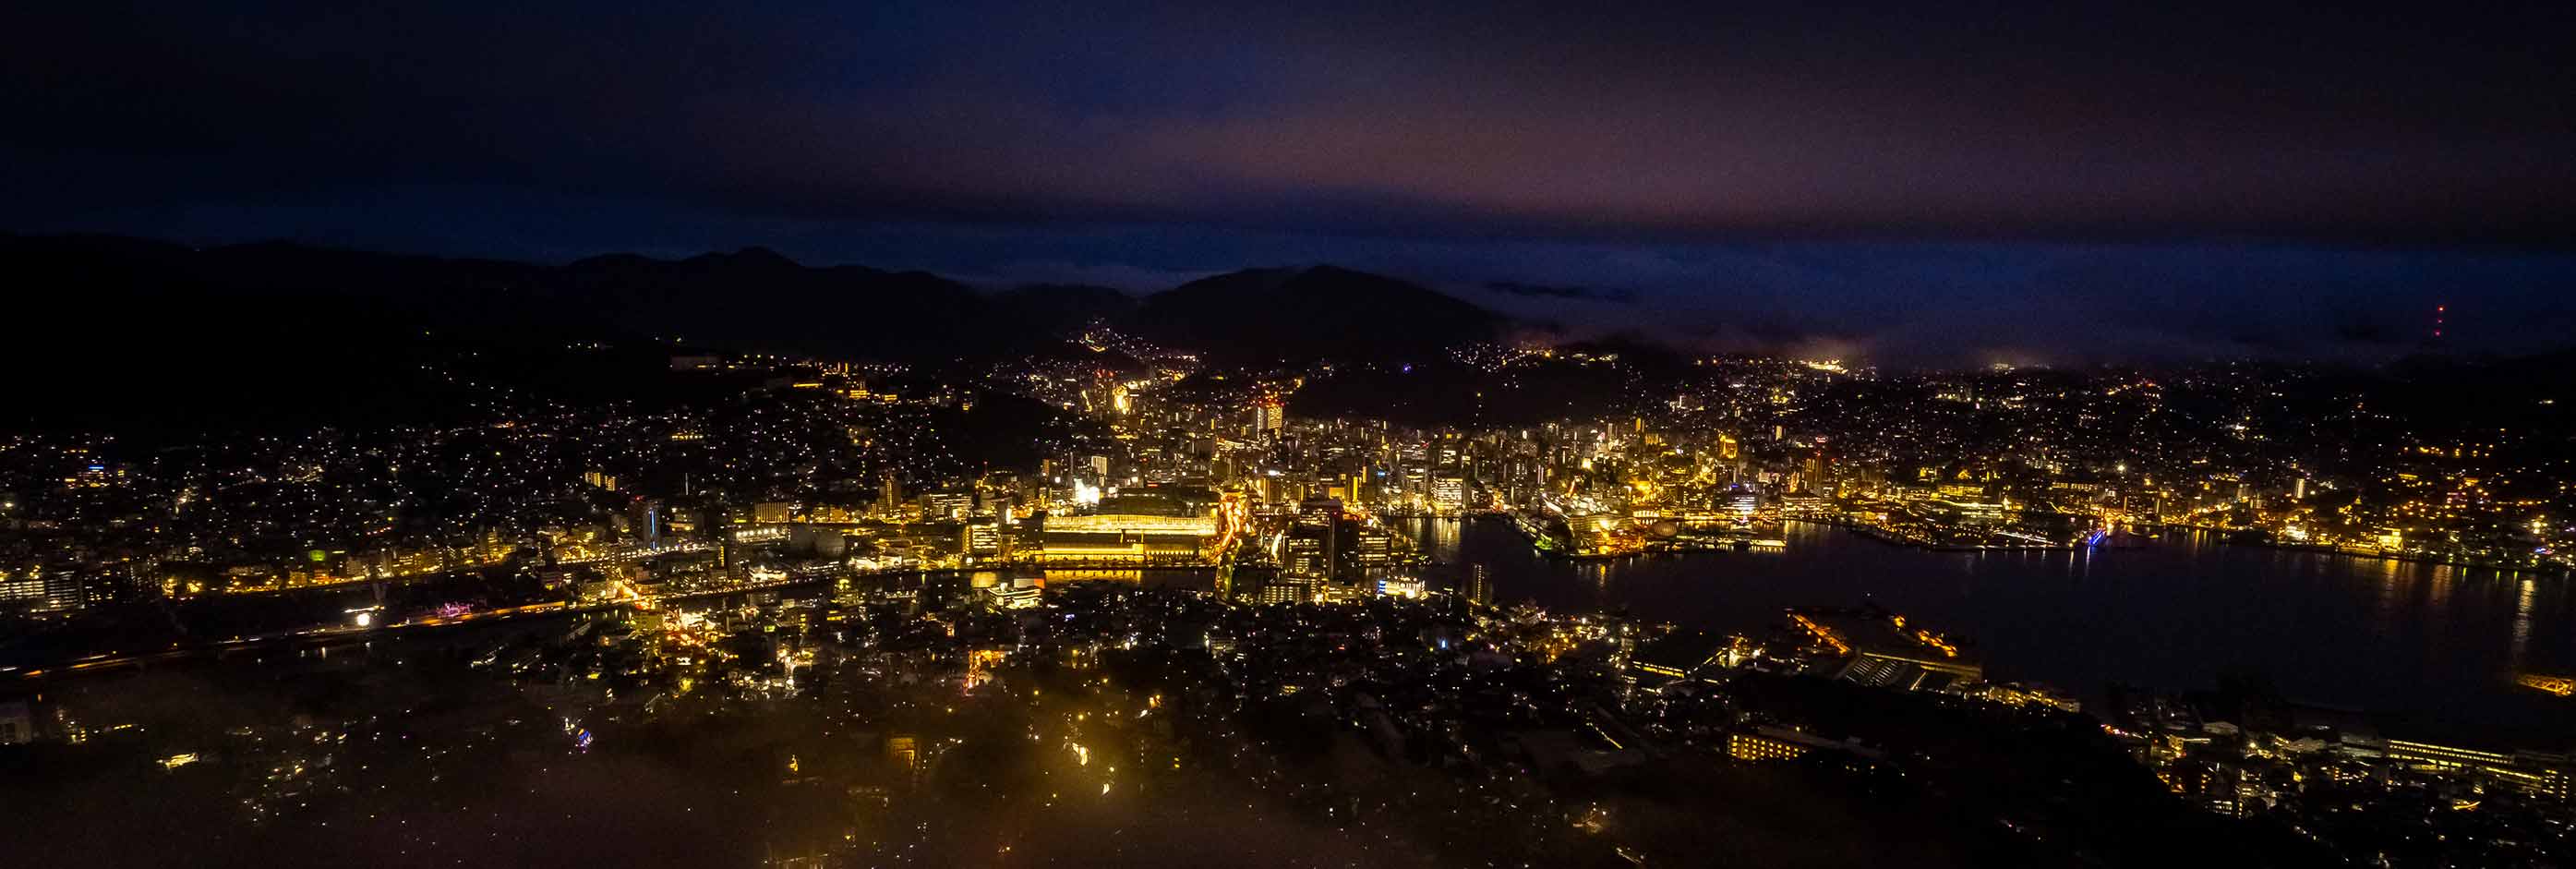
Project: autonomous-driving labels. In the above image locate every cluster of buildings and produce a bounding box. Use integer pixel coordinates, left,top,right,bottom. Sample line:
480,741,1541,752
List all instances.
2104,681,2573,823
12,342,2568,634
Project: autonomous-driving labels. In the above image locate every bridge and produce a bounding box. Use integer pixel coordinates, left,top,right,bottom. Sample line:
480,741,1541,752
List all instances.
2518,673,2574,697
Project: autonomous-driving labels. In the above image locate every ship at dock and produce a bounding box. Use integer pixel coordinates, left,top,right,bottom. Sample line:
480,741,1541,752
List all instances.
1510,505,1643,558
1511,506,1577,556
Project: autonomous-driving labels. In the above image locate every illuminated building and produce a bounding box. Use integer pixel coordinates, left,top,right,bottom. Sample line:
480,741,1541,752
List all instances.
1281,530,1330,577
963,648,1007,690
1255,577,1313,605
921,491,973,521
1430,475,1466,513
1726,489,1758,516
1352,526,1393,567
2162,763,2248,816
1928,499,2005,525
885,735,920,783
2385,740,2572,800
1791,609,1983,691
1037,513,1219,565
2529,754,2574,802
962,519,1004,559
981,578,1042,609
1096,485,1218,517
1728,730,1810,762
2517,673,2575,697
1377,575,1426,597
876,474,902,516
0,569,42,610
628,497,663,543
1629,631,1726,681
1728,727,1884,764
1981,682,2083,712
1318,583,1375,604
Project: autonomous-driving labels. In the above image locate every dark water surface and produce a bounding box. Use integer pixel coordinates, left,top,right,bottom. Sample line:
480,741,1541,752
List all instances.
1405,517,2576,749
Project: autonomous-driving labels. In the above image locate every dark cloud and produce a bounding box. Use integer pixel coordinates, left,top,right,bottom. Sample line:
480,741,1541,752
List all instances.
7,1,2572,241
4,1,2573,363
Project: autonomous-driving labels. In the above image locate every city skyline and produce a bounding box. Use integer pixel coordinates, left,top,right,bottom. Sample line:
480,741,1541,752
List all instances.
6,4,2573,866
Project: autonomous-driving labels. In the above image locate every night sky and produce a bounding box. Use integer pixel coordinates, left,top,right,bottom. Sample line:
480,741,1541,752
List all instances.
7,1,2574,364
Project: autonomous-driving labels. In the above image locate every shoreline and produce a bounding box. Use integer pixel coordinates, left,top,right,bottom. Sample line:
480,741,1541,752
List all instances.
2212,536,2570,577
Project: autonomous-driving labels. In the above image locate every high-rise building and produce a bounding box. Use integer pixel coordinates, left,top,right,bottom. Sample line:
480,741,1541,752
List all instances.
921,492,973,521
1282,530,1330,577
0,570,40,610
629,498,663,543
1257,578,1312,605
1353,527,1393,566
1431,475,1466,513
962,520,1002,559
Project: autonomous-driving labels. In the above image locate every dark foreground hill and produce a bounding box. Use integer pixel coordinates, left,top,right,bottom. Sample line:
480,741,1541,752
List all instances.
0,235,1512,431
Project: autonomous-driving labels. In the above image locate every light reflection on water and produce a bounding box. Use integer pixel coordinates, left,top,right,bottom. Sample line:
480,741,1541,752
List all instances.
2511,578,2537,667
1403,516,2576,746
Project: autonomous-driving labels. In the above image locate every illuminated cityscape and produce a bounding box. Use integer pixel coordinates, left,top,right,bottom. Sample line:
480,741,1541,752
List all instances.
3,265,2570,865
6,3,2576,867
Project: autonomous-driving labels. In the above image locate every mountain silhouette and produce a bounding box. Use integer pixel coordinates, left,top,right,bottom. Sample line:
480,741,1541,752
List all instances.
5,235,1503,366
1136,265,1503,363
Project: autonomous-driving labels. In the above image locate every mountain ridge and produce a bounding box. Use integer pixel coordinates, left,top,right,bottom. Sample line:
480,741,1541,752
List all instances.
1137,264,1506,362
3,234,1508,365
